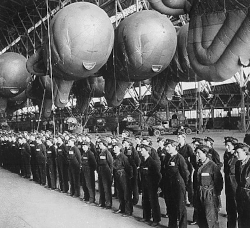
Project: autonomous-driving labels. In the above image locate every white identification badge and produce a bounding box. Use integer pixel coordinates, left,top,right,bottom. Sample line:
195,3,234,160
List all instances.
100,156,106,159
170,162,175,166
36,149,40,151
82,157,88,160
201,173,210,176
143,167,148,170
69,151,73,155
47,151,52,154
58,149,62,152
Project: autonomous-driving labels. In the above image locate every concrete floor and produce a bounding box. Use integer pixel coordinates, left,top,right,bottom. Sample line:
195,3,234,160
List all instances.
0,129,234,228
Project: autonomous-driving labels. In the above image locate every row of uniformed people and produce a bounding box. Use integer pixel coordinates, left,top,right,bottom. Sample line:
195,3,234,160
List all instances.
1,131,250,228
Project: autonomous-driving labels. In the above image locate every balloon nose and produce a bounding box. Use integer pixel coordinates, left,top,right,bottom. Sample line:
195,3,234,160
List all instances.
82,61,96,71
152,65,163,73
59,98,68,104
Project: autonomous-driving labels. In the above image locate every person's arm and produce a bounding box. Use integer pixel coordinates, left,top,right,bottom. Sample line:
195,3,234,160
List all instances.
213,164,223,195
179,155,190,186
132,146,141,167
75,147,81,165
106,150,113,173
212,148,223,168
151,159,162,186
124,155,133,179
89,150,97,171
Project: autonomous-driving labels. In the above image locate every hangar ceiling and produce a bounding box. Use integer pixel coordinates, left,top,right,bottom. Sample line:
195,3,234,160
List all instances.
0,0,137,57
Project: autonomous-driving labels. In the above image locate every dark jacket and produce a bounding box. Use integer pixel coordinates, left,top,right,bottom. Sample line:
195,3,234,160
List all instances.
113,152,133,179
224,151,238,195
196,159,223,196
81,149,97,170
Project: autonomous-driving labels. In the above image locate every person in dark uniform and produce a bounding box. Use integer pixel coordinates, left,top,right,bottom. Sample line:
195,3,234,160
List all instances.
204,136,223,210
135,136,143,194
80,141,97,204
85,135,97,158
45,138,57,190
11,135,20,174
2,135,8,169
190,137,204,225
141,137,161,171
113,142,133,216
163,139,189,228
157,136,170,217
224,136,238,228
18,136,31,179
29,134,39,182
56,136,69,193
35,136,47,185
97,139,113,209
122,137,141,206
204,137,223,168
234,142,250,228
140,144,162,227
67,137,81,198
177,131,196,206
195,145,223,228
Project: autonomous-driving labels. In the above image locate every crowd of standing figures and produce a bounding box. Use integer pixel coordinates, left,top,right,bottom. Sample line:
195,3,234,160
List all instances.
0,129,250,228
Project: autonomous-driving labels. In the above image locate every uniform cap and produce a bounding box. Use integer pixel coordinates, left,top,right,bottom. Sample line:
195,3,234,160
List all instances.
224,136,238,144
68,137,76,142
157,137,165,142
234,143,250,154
164,139,178,147
114,142,123,148
140,144,152,152
204,136,214,143
195,145,210,155
177,130,186,138
99,138,108,147
142,136,151,141
192,137,203,145
81,141,90,146
123,137,133,144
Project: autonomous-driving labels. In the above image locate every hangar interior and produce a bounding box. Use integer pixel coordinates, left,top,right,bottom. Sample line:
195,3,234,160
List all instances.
0,0,249,133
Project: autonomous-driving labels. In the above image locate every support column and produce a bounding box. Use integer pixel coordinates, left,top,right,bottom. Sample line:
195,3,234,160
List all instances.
139,81,142,133
211,105,214,129
166,99,170,120
240,67,246,132
197,82,203,132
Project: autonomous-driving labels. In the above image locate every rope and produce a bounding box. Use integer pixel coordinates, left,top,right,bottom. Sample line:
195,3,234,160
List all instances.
46,0,56,137
36,88,46,131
